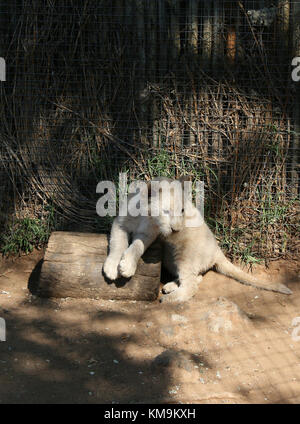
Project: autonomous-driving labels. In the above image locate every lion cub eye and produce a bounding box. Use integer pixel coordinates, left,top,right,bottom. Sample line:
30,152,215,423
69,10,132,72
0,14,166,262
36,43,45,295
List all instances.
181,208,184,214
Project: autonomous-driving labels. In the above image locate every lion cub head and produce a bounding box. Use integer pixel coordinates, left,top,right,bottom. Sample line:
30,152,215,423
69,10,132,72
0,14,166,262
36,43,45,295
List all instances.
148,176,203,237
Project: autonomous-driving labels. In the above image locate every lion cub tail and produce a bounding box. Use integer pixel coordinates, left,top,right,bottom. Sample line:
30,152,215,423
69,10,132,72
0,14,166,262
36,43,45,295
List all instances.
215,253,292,295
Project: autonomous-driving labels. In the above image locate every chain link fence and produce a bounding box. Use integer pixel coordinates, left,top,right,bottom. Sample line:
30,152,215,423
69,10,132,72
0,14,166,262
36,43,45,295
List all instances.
0,0,299,261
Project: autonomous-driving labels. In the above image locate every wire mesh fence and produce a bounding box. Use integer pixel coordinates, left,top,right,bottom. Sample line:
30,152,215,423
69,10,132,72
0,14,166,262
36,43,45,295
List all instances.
0,0,299,261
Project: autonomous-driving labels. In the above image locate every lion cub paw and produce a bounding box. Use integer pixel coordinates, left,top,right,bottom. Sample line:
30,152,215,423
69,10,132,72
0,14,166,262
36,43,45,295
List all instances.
162,282,179,294
119,255,137,278
160,284,198,304
103,258,119,280
160,288,190,304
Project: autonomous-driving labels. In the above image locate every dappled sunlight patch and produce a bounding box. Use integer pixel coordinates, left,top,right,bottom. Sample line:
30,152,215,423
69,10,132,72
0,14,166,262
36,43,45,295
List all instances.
19,329,57,348
8,353,66,382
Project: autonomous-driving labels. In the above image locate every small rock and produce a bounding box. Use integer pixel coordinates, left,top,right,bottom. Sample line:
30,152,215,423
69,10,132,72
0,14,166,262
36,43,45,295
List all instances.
201,297,251,333
160,326,174,337
171,314,188,324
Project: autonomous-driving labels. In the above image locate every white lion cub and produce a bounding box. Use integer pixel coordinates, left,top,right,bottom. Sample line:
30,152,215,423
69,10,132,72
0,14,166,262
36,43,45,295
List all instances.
103,177,292,303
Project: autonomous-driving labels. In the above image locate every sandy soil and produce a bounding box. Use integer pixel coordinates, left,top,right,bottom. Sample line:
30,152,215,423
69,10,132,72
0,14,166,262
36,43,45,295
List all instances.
0,249,299,404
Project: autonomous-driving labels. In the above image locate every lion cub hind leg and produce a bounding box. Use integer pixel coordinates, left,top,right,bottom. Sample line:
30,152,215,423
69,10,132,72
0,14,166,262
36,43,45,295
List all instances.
162,281,179,294
160,275,202,303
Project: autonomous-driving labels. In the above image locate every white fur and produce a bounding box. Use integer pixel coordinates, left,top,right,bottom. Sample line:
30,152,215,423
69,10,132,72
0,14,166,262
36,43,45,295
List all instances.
103,177,292,302
103,213,159,280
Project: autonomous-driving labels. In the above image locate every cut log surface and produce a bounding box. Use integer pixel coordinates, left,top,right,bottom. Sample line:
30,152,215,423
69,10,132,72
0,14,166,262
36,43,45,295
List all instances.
37,232,162,301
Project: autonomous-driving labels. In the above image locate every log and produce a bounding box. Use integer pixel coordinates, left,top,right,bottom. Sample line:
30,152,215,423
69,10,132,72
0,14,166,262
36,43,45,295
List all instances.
37,232,162,301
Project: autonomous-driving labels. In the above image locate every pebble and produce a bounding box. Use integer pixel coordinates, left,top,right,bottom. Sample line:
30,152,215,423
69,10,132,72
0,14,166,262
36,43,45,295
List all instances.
171,314,188,324
160,326,174,336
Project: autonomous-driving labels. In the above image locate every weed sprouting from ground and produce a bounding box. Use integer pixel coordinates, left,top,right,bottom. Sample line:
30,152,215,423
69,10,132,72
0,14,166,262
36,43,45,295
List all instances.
0,203,58,256
1,218,51,256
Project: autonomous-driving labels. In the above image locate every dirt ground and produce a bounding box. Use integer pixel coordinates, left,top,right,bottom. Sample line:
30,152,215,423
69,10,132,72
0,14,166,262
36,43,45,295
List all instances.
0,249,299,404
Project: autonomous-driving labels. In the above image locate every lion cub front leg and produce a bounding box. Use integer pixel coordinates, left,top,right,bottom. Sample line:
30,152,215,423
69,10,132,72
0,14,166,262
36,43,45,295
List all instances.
160,266,202,303
103,219,129,280
119,232,158,278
